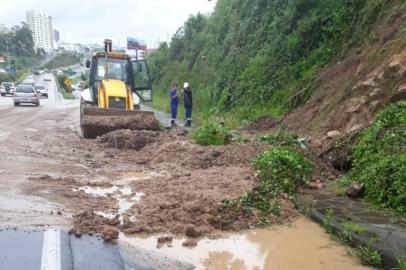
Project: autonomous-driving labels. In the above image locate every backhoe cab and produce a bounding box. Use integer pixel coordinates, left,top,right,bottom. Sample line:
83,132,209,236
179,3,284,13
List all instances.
85,39,152,108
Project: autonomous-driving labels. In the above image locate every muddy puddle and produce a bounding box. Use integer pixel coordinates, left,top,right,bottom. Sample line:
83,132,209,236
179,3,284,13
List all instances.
121,217,371,270
73,180,145,225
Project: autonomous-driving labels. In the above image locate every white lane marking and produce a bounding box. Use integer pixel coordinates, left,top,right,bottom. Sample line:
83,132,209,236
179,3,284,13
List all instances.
41,229,61,270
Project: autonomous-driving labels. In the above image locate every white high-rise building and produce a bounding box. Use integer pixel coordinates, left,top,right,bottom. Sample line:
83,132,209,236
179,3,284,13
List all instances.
26,10,54,52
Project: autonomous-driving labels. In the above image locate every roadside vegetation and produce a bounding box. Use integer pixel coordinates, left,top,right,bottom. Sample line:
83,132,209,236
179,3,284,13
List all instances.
220,145,313,225
56,74,75,99
148,0,406,126
341,101,406,213
42,53,81,70
192,122,231,145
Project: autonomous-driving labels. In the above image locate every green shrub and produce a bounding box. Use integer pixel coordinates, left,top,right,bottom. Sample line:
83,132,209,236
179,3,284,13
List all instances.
219,147,313,224
253,148,313,195
192,122,231,145
348,101,406,212
356,246,382,267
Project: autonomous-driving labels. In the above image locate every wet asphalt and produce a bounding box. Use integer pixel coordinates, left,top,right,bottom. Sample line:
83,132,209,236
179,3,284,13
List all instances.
0,229,154,270
0,73,159,270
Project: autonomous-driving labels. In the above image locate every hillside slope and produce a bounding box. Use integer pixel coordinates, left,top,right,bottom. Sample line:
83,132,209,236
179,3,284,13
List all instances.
284,12,406,146
148,0,406,127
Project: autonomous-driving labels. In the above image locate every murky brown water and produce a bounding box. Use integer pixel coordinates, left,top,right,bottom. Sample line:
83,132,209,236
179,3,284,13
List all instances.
121,217,372,270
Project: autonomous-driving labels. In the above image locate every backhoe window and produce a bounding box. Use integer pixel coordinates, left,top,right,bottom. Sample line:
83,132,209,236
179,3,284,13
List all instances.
96,58,128,81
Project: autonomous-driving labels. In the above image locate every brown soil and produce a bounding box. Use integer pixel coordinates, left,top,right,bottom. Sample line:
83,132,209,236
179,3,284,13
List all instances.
82,114,161,138
97,129,160,150
277,19,406,150
23,126,305,237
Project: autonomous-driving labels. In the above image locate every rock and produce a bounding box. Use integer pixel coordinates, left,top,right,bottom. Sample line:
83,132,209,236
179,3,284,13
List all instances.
124,227,143,234
346,182,365,198
390,84,406,103
306,180,324,190
185,225,201,238
57,211,62,215
182,239,198,247
108,216,120,226
102,225,119,241
369,88,384,98
346,124,364,133
327,130,341,139
345,96,367,114
157,235,173,244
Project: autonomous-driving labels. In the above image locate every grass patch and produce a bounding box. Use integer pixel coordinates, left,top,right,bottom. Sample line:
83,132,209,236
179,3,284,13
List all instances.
356,246,382,268
396,255,406,270
192,122,231,145
341,220,367,235
60,90,75,100
54,73,75,100
258,127,302,148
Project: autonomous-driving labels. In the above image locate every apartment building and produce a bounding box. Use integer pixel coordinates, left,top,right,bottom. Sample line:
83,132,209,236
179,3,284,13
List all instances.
26,10,54,52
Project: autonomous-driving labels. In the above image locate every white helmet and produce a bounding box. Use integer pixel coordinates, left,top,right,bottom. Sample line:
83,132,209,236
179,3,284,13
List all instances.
184,82,189,88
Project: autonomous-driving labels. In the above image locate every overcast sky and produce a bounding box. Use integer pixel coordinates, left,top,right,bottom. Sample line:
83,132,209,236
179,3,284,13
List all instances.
0,0,217,47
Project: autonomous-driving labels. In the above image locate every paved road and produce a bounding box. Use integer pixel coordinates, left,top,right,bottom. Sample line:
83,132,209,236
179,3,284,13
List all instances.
0,229,155,270
0,74,192,270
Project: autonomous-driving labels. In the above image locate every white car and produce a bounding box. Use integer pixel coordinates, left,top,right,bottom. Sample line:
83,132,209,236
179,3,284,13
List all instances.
35,85,48,98
0,82,15,96
23,77,35,86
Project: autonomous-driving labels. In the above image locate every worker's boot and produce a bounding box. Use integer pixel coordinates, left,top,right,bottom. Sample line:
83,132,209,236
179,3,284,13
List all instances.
171,120,176,127
185,120,192,127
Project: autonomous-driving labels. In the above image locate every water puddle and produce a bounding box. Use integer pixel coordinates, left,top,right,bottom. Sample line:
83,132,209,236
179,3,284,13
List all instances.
110,171,159,186
120,217,371,270
75,186,118,196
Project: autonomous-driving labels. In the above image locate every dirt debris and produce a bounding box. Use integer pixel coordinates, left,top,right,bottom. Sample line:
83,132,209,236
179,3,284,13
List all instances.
82,114,161,139
97,129,160,150
69,210,119,240
185,225,201,238
157,235,173,244
182,239,198,247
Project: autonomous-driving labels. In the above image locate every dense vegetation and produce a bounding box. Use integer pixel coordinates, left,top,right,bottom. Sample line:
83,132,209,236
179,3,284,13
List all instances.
43,53,81,70
0,23,46,83
148,0,406,125
347,101,406,213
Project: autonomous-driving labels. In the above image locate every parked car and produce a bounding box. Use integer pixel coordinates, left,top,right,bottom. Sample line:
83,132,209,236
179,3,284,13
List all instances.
0,82,15,96
13,84,40,106
35,85,48,98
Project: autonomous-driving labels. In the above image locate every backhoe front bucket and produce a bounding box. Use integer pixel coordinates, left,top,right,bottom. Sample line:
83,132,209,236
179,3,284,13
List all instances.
80,101,160,139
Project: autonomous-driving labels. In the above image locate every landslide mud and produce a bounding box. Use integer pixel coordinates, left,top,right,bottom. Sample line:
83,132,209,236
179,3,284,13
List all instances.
83,114,161,132
97,129,159,150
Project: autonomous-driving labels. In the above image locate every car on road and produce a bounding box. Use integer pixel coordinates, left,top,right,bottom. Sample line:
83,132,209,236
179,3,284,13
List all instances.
35,85,48,98
44,77,52,82
13,84,40,106
0,82,15,96
23,77,35,86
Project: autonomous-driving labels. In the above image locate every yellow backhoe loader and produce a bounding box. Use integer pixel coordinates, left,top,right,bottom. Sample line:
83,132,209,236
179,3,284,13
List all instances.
80,39,159,138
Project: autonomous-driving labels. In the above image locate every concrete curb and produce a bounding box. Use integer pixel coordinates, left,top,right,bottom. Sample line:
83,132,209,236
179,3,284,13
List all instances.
310,210,399,270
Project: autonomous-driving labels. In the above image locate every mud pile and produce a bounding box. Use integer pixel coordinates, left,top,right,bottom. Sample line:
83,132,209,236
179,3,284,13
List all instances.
82,114,161,139
70,210,119,240
97,129,159,150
